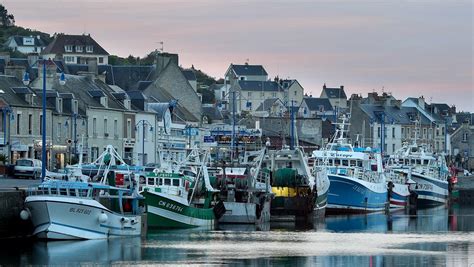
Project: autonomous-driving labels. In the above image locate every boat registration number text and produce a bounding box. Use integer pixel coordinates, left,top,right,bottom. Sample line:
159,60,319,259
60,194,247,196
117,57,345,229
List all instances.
69,207,92,215
417,183,433,191
158,200,184,213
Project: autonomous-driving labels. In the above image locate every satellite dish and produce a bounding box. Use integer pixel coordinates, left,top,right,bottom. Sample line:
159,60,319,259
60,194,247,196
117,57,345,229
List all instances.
163,108,171,135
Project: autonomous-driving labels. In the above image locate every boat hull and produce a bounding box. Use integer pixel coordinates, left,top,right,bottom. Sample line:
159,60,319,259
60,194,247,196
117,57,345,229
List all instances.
25,196,142,240
411,172,448,206
143,191,215,229
327,174,387,213
219,199,271,224
388,183,410,209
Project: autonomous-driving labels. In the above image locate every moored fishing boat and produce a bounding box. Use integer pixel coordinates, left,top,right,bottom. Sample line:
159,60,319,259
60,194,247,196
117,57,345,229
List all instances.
141,149,225,228
21,145,144,240
312,116,387,213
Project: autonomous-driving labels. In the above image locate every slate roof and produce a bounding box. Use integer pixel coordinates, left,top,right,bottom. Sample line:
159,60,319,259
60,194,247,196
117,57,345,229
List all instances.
202,106,224,121
238,81,282,92
9,36,48,47
255,98,282,112
359,104,431,125
11,87,33,94
88,90,105,98
323,87,347,99
137,81,153,91
112,92,128,100
0,75,42,107
126,90,147,100
455,112,474,125
230,64,268,76
42,34,109,55
181,70,196,81
304,97,333,112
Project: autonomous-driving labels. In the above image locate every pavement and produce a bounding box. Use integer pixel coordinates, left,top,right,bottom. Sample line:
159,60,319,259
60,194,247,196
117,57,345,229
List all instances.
0,177,40,190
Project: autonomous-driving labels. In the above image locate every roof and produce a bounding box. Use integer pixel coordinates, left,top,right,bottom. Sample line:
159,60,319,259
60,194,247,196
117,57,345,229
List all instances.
230,64,267,76
238,81,281,92
0,76,43,108
202,106,224,121
42,34,109,55
137,81,153,91
59,93,74,99
112,92,128,100
11,87,33,94
9,35,48,47
126,90,147,100
181,70,196,81
304,97,333,112
255,98,282,111
323,87,347,99
455,112,474,125
359,104,431,125
88,90,105,98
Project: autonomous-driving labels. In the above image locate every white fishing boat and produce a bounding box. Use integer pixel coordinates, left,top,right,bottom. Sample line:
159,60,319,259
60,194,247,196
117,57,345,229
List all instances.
312,116,387,213
386,142,449,207
21,145,144,240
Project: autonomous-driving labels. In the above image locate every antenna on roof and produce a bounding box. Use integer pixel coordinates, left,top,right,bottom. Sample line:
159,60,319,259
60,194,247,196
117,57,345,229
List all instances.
157,41,164,53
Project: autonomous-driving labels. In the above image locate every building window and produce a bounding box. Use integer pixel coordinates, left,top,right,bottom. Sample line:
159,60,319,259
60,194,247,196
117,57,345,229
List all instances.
377,127,381,138
294,91,297,96
392,127,395,138
93,118,97,136
15,114,20,134
423,128,427,138
57,98,63,113
86,45,93,53
104,118,108,136
98,57,104,64
65,45,73,52
73,100,78,114
28,114,33,135
247,92,252,97
462,132,468,142
127,119,132,139
65,56,74,63
272,92,277,98
114,119,118,138
75,45,83,52
240,76,246,81
441,127,445,135
392,144,395,153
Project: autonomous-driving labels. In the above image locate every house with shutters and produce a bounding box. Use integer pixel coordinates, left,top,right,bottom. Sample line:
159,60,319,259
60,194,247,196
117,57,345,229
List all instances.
42,33,109,65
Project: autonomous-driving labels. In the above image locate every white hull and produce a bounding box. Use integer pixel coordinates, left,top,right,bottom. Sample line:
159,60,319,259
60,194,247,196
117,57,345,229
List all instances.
25,195,142,240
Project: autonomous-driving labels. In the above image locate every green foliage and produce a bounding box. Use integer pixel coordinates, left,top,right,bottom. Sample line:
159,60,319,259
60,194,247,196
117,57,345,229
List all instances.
0,154,8,164
0,4,15,28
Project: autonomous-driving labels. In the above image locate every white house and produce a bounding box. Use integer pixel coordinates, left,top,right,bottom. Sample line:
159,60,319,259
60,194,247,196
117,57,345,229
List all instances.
5,35,48,54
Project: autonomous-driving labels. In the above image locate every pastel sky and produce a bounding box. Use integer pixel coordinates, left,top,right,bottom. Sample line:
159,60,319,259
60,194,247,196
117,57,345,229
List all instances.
4,0,473,111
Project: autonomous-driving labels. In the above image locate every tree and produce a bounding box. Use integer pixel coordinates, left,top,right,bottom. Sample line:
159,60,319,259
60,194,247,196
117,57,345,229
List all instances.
0,5,15,27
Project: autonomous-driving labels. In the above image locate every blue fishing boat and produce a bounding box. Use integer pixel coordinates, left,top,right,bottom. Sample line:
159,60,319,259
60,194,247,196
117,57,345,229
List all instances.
312,115,387,213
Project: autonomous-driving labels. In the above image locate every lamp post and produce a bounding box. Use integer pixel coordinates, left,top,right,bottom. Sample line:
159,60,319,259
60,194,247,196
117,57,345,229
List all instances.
23,59,66,181
135,120,153,166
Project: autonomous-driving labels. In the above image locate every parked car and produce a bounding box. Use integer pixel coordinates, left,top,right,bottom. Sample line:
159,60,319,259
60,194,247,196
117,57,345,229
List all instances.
14,158,42,179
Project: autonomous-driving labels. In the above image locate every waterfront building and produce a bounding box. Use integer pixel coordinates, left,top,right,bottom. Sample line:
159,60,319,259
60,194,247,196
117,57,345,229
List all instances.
450,113,474,172
319,84,347,110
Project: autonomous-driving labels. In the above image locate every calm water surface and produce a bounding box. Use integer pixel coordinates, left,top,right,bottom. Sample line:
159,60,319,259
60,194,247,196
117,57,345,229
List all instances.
1,205,473,266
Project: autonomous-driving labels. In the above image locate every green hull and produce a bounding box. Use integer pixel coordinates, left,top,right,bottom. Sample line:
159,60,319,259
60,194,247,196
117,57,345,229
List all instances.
143,190,215,229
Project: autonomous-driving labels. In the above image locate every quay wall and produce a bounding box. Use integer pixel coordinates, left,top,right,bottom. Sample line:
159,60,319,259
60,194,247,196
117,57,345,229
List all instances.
0,190,32,239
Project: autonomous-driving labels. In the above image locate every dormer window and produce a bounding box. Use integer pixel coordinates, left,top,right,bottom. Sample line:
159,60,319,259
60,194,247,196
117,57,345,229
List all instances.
75,45,83,52
124,99,131,110
100,96,108,108
65,45,73,52
86,45,93,53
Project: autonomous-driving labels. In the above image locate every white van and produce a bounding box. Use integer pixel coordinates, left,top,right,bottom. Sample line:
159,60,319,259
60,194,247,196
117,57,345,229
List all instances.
14,158,42,179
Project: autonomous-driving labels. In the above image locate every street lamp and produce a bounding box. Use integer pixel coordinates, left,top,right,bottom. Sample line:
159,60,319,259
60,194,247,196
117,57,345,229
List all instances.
135,120,153,166
23,59,66,181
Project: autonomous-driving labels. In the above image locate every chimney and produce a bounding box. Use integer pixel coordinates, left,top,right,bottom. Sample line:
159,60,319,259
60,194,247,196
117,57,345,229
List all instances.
323,83,326,89
418,96,425,110
340,85,344,90
38,59,57,89
27,53,39,66
4,65,26,81
88,58,98,75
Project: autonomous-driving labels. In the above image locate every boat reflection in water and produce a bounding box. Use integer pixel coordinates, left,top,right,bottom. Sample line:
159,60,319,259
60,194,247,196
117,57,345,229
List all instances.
31,237,141,265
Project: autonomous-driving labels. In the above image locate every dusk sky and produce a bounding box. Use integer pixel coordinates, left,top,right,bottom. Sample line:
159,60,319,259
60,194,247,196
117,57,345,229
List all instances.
4,0,473,111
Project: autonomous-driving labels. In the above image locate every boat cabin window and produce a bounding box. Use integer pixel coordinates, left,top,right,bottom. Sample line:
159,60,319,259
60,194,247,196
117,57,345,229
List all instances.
78,189,88,197
50,187,57,195
416,159,421,165
59,188,68,196
358,161,363,168
164,179,171,185
424,160,429,165
69,189,77,197
173,179,180,186
349,160,356,167
147,177,155,186
342,160,349,166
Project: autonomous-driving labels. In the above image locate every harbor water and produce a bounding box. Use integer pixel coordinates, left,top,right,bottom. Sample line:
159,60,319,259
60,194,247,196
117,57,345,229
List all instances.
0,204,473,266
